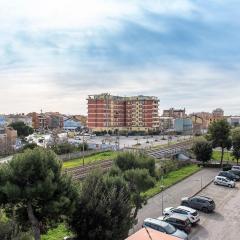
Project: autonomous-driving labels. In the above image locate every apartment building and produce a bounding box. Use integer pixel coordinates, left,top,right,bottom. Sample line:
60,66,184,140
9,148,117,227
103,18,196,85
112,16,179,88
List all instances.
29,111,63,130
162,108,186,118
87,93,159,132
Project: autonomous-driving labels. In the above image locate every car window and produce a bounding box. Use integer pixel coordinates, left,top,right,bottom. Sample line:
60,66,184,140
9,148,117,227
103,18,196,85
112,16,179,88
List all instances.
165,224,176,234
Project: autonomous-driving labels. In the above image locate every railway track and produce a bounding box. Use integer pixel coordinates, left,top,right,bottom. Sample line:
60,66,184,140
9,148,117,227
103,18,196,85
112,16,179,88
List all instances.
65,159,113,180
64,140,193,180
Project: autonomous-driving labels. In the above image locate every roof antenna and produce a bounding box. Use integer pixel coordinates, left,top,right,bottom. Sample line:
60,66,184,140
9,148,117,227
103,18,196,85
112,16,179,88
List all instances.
144,227,153,240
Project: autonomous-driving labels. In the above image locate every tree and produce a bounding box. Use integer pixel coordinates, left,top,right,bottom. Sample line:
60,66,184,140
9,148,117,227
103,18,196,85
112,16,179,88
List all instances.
208,120,232,166
232,127,240,165
123,168,155,218
192,139,212,164
0,148,78,240
9,121,34,138
114,152,156,177
69,171,134,240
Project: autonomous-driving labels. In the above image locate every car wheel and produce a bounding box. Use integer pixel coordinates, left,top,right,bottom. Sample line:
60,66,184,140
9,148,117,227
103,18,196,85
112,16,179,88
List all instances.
214,181,217,185
228,184,232,188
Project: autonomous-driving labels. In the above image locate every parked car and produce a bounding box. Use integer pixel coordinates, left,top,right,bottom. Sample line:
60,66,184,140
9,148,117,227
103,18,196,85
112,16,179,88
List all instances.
163,206,200,224
158,213,191,233
218,171,240,181
143,218,188,240
231,165,240,171
229,169,240,177
214,176,235,188
180,196,215,213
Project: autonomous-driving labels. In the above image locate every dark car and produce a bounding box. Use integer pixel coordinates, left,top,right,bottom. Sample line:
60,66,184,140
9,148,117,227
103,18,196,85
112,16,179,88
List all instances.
181,196,215,213
218,171,240,181
158,213,192,233
228,169,240,177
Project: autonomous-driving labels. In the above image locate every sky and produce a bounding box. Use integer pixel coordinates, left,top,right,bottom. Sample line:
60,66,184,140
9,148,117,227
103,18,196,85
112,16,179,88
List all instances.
0,0,240,115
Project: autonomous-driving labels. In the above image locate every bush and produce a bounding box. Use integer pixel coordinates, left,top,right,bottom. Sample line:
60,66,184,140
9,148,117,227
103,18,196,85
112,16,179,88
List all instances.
114,152,156,177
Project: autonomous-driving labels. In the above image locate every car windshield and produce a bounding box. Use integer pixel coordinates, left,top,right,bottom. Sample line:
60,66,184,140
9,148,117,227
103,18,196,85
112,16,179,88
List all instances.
165,224,176,234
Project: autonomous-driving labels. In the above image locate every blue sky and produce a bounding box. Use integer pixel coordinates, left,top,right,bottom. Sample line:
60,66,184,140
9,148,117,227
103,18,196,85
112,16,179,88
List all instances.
0,0,240,115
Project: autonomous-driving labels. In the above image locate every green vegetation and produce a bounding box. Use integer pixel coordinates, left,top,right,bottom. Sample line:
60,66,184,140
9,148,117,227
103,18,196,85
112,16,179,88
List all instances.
143,164,201,198
232,127,240,164
52,142,88,155
0,148,78,240
69,171,134,240
9,121,34,137
208,119,232,166
192,138,212,163
212,150,234,161
63,151,118,168
42,224,71,240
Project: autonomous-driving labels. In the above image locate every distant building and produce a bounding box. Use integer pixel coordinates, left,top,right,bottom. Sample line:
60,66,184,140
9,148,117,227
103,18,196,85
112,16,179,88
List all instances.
159,117,174,131
29,112,63,130
162,108,186,119
227,116,240,127
212,108,224,119
174,118,193,134
63,117,82,131
6,114,32,127
87,93,159,132
0,127,17,155
0,115,6,127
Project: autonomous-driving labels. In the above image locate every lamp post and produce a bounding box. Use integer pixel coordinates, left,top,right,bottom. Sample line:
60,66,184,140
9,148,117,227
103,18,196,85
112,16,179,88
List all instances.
160,176,165,215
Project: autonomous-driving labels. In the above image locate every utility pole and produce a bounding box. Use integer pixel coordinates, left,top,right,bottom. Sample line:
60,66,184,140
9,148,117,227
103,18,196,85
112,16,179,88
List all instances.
82,133,85,166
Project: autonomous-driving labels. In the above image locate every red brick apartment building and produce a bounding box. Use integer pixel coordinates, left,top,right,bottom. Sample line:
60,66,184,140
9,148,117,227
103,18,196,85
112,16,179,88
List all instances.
87,93,159,132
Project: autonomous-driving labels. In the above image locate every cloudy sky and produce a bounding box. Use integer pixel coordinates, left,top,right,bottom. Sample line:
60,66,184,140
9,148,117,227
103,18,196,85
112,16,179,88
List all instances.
0,0,240,115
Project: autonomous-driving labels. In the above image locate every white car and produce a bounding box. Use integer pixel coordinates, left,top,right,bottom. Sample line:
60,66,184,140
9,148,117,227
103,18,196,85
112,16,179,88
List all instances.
163,206,200,224
214,176,235,188
231,166,240,171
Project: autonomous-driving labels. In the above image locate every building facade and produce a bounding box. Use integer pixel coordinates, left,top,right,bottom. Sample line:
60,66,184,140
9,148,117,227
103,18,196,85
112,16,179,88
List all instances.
87,93,159,132
174,118,193,134
0,127,17,155
162,108,186,118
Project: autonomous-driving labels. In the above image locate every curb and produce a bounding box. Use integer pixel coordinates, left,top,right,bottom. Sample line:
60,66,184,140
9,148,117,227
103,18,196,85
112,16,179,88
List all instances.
146,166,203,199
192,179,214,197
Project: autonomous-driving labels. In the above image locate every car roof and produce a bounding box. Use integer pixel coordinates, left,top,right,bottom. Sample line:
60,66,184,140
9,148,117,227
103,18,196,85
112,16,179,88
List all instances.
194,195,213,201
144,218,169,228
177,206,196,213
166,213,188,221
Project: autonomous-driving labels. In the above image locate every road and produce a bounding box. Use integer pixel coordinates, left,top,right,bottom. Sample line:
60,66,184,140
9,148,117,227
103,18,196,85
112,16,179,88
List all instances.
132,168,219,233
190,181,240,240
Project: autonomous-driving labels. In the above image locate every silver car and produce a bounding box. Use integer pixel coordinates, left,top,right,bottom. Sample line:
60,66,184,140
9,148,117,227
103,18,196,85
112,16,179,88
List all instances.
214,176,235,188
143,218,188,240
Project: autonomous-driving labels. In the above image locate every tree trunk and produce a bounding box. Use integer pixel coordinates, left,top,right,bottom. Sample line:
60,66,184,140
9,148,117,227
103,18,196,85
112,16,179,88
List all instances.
27,202,41,240
220,147,224,167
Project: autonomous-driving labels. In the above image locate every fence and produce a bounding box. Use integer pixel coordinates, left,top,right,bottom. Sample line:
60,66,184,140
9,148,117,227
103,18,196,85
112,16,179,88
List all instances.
58,147,114,161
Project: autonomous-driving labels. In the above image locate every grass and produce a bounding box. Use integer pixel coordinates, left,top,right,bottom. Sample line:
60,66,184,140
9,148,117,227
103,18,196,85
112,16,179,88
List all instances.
143,164,201,198
42,224,71,240
212,150,235,162
63,151,118,168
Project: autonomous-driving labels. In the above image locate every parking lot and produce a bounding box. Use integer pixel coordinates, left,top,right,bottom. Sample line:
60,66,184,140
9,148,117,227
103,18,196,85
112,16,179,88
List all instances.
190,181,240,240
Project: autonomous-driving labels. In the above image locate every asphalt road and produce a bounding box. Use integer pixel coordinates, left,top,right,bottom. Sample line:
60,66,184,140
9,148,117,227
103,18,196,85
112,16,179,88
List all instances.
132,168,219,233
190,181,240,240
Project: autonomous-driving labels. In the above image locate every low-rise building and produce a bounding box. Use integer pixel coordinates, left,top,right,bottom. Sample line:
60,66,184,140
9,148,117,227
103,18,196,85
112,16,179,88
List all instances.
174,118,193,135
159,117,174,131
227,116,240,127
0,127,17,155
162,108,186,119
6,114,33,127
